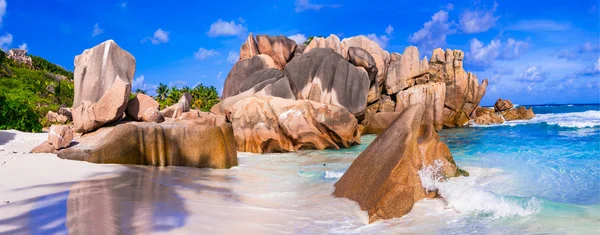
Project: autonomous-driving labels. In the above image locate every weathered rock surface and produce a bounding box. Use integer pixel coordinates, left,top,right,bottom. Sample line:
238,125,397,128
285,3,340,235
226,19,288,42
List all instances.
304,34,343,55
341,36,390,89
240,33,260,61
333,104,464,223
284,48,370,116
46,111,70,124
256,35,297,70
39,120,238,169
228,96,360,153
48,125,73,150
126,93,163,122
72,40,135,133
395,83,446,131
362,112,400,135
473,108,505,125
429,48,488,128
222,54,277,98
502,106,535,121
494,98,514,112
161,93,192,119
385,46,429,95
348,46,378,82
72,76,131,133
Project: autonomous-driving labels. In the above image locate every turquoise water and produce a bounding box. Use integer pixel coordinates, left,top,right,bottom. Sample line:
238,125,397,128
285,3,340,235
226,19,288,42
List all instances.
10,104,600,234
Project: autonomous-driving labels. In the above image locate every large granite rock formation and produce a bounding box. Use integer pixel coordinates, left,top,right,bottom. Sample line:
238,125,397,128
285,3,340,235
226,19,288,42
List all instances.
304,34,343,55
72,40,135,133
256,35,297,70
222,54,277,98
35,119,237,169
240,33,260,61
333,104,465,223
429,48,488,128
494,98,514,112
227,96,360,153
502,106,535,121
284,48,370,116
473,107,505,125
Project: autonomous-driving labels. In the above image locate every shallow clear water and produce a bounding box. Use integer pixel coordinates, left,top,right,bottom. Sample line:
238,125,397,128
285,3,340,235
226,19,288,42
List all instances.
11,104,600,234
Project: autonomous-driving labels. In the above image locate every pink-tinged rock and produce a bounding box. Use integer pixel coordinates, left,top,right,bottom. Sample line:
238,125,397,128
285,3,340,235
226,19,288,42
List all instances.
239,33,260,61
48,125,73,150
126,93,162,122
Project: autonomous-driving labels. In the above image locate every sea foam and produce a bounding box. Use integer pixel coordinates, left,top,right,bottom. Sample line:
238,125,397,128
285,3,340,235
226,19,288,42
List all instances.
418,161,541,219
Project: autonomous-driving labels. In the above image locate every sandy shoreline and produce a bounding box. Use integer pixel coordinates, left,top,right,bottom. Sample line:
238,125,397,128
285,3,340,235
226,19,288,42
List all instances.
0,130,129,233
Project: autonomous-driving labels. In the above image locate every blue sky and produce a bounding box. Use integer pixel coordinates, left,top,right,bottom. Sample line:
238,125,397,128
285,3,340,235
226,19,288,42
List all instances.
1,0,598,105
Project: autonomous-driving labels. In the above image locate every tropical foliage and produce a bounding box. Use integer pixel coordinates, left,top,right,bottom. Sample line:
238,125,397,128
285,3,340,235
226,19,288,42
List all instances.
0,51,73,132
153,83,220,112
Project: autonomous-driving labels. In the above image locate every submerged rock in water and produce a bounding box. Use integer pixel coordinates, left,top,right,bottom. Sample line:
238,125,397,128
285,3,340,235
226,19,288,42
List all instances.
502,106,535,121
473,107,505,125
33,119,237,169
333,104,464,223
494,98,514,112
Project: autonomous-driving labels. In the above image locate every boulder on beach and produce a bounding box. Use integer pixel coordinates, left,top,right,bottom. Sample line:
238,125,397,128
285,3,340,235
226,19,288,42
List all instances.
161,93,191,119
227,96,360,153
361,112,400,135
46,111,70,124
72,40,135,133
48,125,73,150
473,108,505,125
44,120,238,169
126,93,164,123
333,104,465,223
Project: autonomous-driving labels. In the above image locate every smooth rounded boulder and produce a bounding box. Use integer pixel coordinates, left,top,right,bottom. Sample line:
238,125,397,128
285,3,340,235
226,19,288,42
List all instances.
256,35,297,70
222,54,277,98
126,93,163,123
48,125,73,150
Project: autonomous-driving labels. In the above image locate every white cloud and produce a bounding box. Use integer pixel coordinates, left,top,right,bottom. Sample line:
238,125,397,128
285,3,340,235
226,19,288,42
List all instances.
288,33,307,44
227,51,239,64
595,57,600,72
0,33,12,51
132,75,145,91
367,34,390,48
408,10,455,52
120,2,127,8
92,23,103,37
18,43,27,52
385,25,394,35
143,28,169,44
207,19,246,37
507,20,571,31
518,66,549,83
460,1,499,33
467,38,528,67
295,0,341,12
194,48,218,60
0,0,6,27
446,3,454,11
217,71,223,79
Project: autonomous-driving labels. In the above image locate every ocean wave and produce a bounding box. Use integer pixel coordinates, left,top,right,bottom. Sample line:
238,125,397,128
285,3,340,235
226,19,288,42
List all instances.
418,161,541,219
325,170,345,179
472,110,600,128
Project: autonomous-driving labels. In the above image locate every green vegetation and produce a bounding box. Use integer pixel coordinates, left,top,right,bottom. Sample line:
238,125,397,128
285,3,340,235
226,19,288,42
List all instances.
0,51,73,132
152,83,220,112
303,35,324,45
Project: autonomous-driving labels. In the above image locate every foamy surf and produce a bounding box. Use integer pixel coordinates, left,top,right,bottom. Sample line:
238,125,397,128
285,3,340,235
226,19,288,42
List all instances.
471,110,600,128
419,161,541,219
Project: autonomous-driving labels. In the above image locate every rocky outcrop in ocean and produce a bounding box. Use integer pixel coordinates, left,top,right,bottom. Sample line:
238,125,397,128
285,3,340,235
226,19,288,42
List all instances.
472,98,536,125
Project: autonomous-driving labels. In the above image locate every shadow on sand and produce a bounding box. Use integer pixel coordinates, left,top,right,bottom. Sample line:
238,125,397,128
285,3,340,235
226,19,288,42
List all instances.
0,131,16,146
0,165,236,234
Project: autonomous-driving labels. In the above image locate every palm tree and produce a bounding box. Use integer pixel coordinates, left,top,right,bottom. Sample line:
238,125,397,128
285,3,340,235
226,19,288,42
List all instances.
166,86,181,105
155,83,168,101
135,88,146,94
181,86,191,94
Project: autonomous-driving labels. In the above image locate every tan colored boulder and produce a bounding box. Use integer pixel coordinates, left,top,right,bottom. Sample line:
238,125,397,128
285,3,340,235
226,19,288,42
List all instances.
474,111,505,125
303,34,343,55
222,54,277,98
228,97,293,153
48,125,73,150
395,83,446,131
378,95,395,112
161,93,192,119
177,110,226,126
386,46,429,95
72,76,131,133
240,33,260,61
72,40,134,133
362,112,400,135
494,98,514,112
341,36,390,92
256,35,297,70
348,46,378,82
126,93,163,122
52,120,237,169
333,104,464,223
502,106,535,121
46,111,69,124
